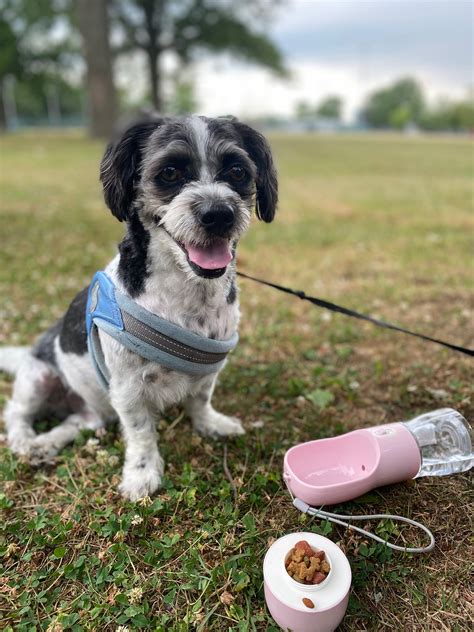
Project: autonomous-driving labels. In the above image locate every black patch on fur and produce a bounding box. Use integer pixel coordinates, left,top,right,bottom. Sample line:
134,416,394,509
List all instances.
32,318,63,368
100,118,165,222
207,118,278,222
152,146,199,203
118,213,150,297
59,287,89,355
226,280,237,304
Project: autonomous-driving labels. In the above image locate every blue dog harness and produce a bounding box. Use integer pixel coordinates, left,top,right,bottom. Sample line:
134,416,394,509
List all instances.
86,271,239,389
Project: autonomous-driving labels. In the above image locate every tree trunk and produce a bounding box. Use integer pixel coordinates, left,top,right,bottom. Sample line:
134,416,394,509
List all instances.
75,0,117,139
142,0,163,112
147,46,161,111
0,84,7,131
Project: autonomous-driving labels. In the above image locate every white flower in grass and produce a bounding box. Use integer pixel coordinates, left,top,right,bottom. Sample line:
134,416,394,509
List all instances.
5,543,19,558
96,449,110,465
128,586,143,604
131,514,143,526
137,495,152,507
84,437,99,454
116,627,130,632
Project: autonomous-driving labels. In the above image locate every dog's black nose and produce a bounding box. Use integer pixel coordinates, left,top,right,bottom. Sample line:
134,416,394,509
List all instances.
199,204,235,235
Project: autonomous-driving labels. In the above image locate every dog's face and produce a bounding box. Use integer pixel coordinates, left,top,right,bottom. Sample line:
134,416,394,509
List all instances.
100,116,278,279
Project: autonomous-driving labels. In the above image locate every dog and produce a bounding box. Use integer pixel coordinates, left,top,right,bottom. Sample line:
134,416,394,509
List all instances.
0,115,278,500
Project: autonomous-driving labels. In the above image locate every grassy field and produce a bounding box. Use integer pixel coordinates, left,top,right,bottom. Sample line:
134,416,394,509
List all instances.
0,130,473,631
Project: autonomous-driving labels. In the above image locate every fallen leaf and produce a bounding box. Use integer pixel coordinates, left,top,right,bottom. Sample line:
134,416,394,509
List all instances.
220,591,235,605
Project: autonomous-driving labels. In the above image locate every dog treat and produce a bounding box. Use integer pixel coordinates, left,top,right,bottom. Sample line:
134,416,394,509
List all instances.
285,540,330,585
302,597,315,609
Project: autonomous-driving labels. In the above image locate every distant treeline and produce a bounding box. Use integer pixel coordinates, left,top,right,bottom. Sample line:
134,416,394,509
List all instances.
295,78,473,132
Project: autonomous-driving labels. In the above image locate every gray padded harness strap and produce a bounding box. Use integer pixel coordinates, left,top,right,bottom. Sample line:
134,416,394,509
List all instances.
86,272,238,390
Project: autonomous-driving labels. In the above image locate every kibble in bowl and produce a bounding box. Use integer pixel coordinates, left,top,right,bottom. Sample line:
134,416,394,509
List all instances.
285,540,331,586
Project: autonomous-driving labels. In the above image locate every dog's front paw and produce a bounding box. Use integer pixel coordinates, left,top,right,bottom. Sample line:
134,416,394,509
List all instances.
194,411,245,439
28,436,59,463
8,427,37,457
119,458,164,502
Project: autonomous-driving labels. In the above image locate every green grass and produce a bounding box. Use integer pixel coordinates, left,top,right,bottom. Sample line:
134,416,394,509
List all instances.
1,130,473,631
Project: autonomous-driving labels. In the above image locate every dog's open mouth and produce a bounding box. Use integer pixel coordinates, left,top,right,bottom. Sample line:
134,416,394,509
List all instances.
185,239,232,269
162,228,233,278
183,238,233,278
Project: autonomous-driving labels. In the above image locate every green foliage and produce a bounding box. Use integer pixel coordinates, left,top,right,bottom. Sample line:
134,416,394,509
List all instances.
112,0,285,108
172,1,286,74
305,388,335,409
420,97,474,132
316,95,342,120
0,0,81,125
388,104,411,130
363,77,425,128
11,74,82,120
0,0,77,81
0,15,22,79
363,77,472,132
295,100,314,120
296,95,344,121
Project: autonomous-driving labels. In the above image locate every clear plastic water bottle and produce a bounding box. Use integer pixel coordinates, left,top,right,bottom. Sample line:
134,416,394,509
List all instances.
403,408,473,477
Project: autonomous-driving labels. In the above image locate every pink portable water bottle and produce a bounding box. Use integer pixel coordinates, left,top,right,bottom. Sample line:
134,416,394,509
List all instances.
284,408,473,507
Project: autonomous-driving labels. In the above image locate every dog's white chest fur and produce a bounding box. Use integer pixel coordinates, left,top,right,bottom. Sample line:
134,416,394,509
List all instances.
99,254,240,410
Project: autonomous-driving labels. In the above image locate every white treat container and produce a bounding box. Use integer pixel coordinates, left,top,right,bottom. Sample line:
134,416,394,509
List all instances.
264,532,352,632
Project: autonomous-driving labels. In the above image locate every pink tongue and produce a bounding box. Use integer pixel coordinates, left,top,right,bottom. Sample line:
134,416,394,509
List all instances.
185,239,232,270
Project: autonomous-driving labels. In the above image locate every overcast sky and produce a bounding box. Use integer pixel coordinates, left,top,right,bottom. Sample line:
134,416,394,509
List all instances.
119,0,473,120
197,0,473,120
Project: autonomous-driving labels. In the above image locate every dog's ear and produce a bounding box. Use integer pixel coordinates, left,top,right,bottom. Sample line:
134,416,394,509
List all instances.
100,119,163,221
233,122,278,222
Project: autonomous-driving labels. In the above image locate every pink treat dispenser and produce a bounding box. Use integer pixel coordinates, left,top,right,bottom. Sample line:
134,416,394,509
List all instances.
264,532,351,632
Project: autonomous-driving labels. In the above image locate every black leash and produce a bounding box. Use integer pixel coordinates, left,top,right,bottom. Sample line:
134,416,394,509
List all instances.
237,271,474,357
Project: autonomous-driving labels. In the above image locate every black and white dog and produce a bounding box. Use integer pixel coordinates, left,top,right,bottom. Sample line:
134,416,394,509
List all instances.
0,116,277,500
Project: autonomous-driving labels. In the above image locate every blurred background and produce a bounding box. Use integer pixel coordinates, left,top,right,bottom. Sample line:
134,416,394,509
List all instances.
0,0,472,137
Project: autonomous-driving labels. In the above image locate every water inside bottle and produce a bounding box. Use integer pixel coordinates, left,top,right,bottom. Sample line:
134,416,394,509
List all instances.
403,408,473,477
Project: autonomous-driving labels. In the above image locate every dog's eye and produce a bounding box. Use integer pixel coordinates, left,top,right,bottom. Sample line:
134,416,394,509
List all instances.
159,166,183,183
228,166,247,182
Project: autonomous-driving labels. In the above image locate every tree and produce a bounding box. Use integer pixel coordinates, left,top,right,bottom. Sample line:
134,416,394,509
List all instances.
111,0,286,111
363,78,424,129
420,97,474,132
0,0,76,129
316,95,342,120
295,100,313,120
0,16,21,128
75,0,117,138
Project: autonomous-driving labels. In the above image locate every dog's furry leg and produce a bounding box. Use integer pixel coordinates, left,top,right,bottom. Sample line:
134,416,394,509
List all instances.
0,346,31,375
110,379,164,501
4,354,56,455
27,409,104,461
186,375,245,439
